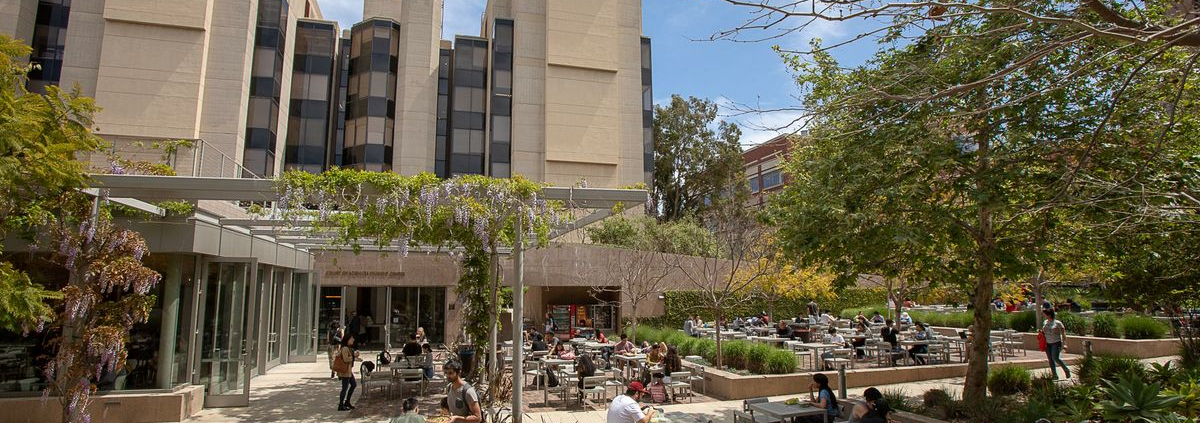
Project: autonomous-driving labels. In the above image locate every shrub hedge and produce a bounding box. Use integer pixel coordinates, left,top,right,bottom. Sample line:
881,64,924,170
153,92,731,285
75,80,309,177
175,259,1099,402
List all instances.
661,288,887,325
631,325,796,374
836,307,1170,339
987,366,1032,396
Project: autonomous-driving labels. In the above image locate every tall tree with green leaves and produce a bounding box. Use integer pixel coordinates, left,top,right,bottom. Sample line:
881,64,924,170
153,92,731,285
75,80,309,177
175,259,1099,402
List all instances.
0,34,103,332
652,94,747,221
762,7,1200,402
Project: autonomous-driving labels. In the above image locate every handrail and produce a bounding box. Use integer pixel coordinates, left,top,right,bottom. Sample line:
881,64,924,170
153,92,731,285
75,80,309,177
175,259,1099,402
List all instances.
95,134,264,179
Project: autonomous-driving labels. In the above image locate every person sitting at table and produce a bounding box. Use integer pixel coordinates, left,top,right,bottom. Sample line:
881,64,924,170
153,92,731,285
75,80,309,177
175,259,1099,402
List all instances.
597,331,609,344
576,351,597,395
545,331,560,349
776,321,795,339
639,341,653,354
553,343,576,360
415,327,427,345
420,344,435,379
607,382,655,423
614,334,635,355
530,333,548,352
898,311,913,326
908,323,932,365
870,311,885,324
684,315,697,337
819,311,837,325
760,311,771,325
646,343,663,366
851,323,869,359
854,311,868,325
848,387,892,423
733,316,744,330
881,319,901,365
389,397,426,423
825,327,847,347
402,333,423,357
803,373,840,423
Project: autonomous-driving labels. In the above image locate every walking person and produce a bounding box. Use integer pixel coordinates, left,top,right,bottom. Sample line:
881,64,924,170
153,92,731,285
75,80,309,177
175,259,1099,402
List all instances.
327,321,343,378
1040,309,1071,379
334,334,360,411
444,361,482,423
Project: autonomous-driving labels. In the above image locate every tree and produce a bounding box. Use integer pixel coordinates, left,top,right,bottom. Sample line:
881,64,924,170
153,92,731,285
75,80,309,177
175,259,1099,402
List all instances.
0,34,103,332
652,95,748,221
739,236,837,319
585,215,717,256
583,247,671,344
669,207,773,369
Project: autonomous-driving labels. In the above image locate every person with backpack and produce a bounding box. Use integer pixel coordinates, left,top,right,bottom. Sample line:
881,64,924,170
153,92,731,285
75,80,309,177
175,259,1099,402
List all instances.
327,321,343,378
849,387,892,423
333,334,360,411
444,361,482,423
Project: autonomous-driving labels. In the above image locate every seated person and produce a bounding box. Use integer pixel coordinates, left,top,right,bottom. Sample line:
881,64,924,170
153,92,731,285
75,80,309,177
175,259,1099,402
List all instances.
898,312,913,325
402,334,423,357
870,311,885,324
732,316,744,330
849,387,892,423
639,341,652,354
646,343,663,366
880,319,901,365
825,327,847,347
854,311,868,325
576,352,596,392
544,331,560,349
553,343,576,360
614,334,635,355
818,312,837,325
776,321,795,339
389,397,426,423
908,323,931,364
851,323,869,359
530,333,548,352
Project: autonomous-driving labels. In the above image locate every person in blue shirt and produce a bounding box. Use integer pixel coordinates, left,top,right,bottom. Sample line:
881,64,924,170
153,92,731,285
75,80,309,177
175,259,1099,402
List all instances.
803,373,840,422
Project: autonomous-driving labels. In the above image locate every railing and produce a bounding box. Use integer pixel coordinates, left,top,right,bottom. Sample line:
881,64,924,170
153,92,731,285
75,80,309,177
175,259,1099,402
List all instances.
95,134,264,179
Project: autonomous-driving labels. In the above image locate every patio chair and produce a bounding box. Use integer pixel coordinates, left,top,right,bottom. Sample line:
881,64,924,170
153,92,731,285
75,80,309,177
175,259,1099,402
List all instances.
395,368,424,397
915,343,946,365
667,371,694,402
733,397,781,423
360,366,394,398
824,348,854,370
580,375,608,404
687,366,706,395
544,370,573,405
874,344,904,367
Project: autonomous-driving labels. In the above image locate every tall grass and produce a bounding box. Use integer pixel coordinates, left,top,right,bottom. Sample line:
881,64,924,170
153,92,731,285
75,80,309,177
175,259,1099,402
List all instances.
631,326,797,374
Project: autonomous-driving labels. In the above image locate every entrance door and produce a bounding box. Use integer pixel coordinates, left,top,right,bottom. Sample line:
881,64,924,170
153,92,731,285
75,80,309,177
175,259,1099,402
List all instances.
287,271,319,362
265,269,288,368
194,258,257,407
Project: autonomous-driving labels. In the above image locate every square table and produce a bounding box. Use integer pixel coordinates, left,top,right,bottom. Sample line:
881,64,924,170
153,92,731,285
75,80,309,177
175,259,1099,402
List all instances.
611,353,646,382
748,401,827,423
539,358,575,403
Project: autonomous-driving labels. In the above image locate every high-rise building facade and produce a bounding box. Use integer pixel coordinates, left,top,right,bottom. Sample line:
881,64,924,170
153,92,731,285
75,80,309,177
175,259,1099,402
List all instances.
1,0,652,188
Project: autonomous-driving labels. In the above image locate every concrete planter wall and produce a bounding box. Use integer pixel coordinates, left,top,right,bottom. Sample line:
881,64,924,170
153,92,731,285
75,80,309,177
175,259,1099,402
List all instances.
0,385,204,423
928,326,1181,359
692,355,1075,401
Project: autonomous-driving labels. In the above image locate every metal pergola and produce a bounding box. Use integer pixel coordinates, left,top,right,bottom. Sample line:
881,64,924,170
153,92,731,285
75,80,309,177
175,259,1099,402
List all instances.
88,174,646,421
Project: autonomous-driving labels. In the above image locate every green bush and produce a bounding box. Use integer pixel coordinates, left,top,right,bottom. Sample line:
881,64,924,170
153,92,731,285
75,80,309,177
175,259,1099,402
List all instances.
1092,313,1120,338
1008,311,1037,332
663,331,689,348
763,349,798,374
1119,315,1169,339
881,388,915,413
921,389,961,419
721,341,750,369
745,343,773,373
987,366,1032,396
1079,355,1146,385
696,339,717,363
1058,312,1088,335
678,337,700,357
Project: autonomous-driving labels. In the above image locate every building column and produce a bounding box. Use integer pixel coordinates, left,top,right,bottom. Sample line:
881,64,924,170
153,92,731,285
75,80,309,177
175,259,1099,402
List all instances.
157,255,182,389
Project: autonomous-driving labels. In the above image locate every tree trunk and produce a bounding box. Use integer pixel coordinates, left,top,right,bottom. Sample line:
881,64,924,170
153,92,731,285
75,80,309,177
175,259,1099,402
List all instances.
714,308,724,369
1033,268,1045,330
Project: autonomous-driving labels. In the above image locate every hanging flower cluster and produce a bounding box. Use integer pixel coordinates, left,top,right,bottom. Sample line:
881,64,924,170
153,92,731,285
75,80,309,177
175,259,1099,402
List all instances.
41,206,161,423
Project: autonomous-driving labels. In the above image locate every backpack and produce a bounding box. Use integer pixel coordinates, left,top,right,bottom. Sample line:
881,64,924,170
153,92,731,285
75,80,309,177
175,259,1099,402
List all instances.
377,350,392,366
360,360,375,374
648,381,668,403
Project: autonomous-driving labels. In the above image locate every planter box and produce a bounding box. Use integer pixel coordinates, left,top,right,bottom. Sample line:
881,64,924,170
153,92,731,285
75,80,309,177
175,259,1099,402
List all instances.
0,385,204,423
691,355,1075,401
928,326,1181,359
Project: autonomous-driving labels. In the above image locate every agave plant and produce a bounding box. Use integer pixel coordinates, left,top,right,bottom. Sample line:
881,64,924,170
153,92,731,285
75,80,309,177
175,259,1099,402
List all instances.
1099,374,1183,423
1057,397,1097,422
1149,362,1176,386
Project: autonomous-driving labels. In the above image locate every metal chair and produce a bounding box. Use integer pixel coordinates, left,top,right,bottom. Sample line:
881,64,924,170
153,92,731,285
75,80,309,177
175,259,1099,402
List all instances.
395,368,424,397
733,397,781,423
667,371,694,402
580,375,609,404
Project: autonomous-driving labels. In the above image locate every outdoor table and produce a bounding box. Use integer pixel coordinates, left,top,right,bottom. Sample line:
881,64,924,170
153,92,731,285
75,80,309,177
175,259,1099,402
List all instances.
748,401,826,423
539,358,574,403
792,342,839,370
752,336,790,347
611,353,646,382
748,326,772,336
899,339,951,364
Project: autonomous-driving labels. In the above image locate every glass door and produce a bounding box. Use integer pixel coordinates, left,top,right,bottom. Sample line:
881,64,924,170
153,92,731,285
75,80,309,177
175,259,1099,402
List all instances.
194,258,257,407
266,269,287,368
287,272,318,362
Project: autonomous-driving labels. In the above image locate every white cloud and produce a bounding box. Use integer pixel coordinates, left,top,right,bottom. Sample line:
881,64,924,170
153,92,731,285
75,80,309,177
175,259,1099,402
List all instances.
318,0,362,29
714,96,807,147
442,0,487,40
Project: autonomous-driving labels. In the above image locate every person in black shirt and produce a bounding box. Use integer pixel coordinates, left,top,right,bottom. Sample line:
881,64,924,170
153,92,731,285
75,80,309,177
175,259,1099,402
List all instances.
530,334,548,352
401,333,422,357
776,321,795,339
880,319,900,365
576,352,596,392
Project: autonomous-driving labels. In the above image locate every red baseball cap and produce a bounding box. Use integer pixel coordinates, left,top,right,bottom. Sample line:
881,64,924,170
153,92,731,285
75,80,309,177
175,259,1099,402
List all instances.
627,381,649,394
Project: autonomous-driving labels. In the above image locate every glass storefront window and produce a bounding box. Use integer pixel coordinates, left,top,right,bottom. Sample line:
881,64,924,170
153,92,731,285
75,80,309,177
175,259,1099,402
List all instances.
388,287,446,347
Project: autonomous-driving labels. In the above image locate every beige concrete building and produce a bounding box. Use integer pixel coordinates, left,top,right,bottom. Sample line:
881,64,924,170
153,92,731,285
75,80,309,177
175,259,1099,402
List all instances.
0,0,655,417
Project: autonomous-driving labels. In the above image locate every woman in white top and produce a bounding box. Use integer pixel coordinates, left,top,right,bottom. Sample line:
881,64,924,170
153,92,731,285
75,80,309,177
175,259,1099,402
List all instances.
1040,309,1070,379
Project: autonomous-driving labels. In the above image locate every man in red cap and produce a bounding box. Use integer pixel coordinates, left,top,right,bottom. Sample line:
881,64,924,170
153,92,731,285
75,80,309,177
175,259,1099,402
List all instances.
607,381,656,423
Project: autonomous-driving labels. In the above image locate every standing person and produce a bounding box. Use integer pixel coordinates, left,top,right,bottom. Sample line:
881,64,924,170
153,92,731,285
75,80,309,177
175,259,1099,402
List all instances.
327,321,343,378
848,387,892,423
444,361,482,423
420,344,435,379
803,373,840,423
1040,309,1071,379
390,397,427,423
808,299,820,317
607,382,656,423
683,315,696,337
334,334,360,411
544,311,556,334
347,312,362,346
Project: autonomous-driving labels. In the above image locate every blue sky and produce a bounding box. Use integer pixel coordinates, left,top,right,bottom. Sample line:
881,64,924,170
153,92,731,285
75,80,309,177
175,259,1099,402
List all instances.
317,0,874,146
